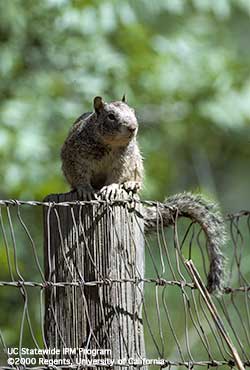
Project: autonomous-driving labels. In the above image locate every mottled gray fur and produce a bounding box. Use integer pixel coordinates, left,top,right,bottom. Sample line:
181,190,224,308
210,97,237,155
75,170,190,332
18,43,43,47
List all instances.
61,97,143,192
61,96,226,295
144,192,227,295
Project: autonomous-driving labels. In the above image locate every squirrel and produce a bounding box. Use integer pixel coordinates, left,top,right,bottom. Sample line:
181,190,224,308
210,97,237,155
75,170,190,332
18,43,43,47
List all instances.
61,96,226,295
61,95,143,197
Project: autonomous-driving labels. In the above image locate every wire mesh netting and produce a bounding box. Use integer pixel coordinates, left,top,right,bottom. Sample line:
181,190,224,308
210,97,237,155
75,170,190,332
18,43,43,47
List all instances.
0,196,249,369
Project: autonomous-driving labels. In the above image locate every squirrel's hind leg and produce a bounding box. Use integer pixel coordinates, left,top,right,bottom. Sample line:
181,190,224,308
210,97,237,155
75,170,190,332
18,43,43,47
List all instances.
70,184,95,200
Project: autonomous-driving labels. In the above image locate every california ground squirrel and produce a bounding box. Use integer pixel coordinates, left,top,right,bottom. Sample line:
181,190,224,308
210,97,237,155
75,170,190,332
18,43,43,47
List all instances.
61,96,226,295
61,96,143,196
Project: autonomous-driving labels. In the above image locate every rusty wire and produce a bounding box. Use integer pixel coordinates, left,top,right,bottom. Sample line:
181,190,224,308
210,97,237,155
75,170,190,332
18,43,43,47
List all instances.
0,199,249,369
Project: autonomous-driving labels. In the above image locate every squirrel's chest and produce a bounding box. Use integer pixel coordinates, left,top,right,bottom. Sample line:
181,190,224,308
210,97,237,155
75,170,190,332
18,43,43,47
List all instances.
90,153,122,189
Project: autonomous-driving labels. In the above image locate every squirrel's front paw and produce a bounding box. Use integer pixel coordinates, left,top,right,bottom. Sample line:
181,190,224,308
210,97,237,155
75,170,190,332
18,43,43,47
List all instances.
122,181,141,194
98,184,121,200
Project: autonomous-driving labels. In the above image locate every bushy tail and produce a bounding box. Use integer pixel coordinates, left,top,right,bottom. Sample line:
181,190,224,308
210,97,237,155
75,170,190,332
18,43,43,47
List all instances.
144,192,227,295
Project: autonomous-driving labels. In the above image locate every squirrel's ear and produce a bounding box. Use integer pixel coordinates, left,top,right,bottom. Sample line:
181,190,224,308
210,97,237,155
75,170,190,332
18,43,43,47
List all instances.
94,96,105,114
122,94,126,103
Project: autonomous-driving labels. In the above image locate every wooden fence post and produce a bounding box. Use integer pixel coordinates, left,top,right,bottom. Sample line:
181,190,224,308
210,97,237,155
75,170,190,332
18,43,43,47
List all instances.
43,189,146,368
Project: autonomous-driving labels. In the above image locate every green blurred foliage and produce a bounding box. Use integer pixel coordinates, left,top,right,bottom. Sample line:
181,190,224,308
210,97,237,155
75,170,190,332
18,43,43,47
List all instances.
1,0,250,365
0,0,250,210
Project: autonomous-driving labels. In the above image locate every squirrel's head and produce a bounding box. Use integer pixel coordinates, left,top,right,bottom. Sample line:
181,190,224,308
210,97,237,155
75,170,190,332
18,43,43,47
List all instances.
93,96,138,147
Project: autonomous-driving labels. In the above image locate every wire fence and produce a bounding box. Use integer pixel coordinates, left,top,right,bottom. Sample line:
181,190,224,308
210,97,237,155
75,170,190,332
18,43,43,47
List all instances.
0,196,249,369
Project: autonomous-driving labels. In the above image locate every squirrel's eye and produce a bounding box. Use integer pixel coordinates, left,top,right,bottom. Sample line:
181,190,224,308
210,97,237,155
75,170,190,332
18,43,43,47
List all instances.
108,113,115,120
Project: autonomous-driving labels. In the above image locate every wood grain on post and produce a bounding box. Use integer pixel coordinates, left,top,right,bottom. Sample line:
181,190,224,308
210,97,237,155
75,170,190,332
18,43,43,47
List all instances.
43,189,146,368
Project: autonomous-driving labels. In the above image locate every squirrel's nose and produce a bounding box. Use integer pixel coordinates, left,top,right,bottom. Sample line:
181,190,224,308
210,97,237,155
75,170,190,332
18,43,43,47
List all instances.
127,125,137,133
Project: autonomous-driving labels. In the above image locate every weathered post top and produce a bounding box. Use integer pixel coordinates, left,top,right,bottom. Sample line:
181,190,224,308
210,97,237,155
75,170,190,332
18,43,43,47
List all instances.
43,189,146,369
